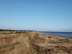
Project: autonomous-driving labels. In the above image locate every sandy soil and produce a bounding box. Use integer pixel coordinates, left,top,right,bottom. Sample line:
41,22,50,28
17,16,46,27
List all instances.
0,30,72,54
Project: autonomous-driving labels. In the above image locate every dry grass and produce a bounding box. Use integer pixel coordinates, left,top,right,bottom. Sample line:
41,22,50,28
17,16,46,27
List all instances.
0,30,72,54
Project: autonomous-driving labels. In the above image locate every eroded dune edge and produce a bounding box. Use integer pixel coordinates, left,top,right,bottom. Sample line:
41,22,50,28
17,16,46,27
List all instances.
0,30,72,54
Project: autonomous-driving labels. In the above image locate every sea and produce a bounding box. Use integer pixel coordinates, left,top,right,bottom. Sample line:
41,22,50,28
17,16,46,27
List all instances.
41,32,72,38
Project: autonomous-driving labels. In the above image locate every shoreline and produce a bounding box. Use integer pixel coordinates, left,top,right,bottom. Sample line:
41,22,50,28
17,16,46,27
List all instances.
40,31,72,38
0,30,72,54
42,33,72,39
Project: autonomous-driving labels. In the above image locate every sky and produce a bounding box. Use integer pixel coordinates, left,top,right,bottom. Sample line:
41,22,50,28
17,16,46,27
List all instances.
0,0,72,32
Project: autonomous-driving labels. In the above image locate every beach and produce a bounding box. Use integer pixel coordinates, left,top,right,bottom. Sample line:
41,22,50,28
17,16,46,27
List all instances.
0,30,72,54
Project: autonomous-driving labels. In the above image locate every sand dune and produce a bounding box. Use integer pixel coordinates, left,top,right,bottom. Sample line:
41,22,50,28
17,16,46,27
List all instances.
0,30,72,54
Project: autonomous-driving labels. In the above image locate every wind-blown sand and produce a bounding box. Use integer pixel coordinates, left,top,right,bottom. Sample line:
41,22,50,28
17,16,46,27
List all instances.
0,30,72,54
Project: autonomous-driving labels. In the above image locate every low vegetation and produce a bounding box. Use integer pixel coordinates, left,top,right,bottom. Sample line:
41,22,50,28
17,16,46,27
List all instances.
0,30,72,54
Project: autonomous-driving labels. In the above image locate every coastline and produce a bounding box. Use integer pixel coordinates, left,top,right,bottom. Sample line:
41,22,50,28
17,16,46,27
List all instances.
0,30,72,54
41,33,72,39
40,31,72,38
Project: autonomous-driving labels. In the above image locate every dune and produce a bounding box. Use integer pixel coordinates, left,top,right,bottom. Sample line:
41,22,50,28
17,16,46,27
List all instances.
0,30,72,54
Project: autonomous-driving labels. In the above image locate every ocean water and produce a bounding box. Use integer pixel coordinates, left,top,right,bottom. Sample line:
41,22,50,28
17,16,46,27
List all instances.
41,32,72,38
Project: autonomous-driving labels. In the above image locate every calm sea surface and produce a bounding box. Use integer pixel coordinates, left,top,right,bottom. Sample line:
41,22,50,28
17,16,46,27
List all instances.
41,32,72,38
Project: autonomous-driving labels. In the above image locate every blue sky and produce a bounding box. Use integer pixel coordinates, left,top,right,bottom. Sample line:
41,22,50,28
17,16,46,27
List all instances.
0,0,72,31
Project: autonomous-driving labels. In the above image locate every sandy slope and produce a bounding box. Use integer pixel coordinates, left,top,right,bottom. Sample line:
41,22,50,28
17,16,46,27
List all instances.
0,31,72,54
